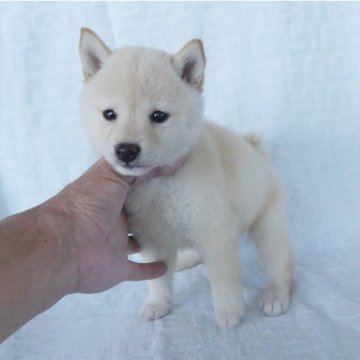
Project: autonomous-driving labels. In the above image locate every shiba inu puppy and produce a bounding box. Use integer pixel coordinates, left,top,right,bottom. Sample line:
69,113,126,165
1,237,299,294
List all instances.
79,28,293,327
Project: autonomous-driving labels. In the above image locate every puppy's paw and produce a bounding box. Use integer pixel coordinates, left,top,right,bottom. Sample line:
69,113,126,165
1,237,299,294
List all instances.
215,303,245,328
139,302,170,321
260,289,290,317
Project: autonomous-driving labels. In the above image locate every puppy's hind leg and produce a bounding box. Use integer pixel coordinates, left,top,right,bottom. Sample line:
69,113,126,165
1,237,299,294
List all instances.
250,193,293,317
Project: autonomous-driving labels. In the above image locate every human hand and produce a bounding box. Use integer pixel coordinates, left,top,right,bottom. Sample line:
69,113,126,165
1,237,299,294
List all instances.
46,158,184,294
0,157,187,342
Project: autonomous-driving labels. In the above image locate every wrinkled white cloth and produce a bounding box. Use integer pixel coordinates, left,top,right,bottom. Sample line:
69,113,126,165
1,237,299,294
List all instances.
0,2,359,359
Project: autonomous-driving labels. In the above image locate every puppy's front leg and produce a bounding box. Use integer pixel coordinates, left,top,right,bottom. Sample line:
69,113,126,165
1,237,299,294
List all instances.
200,229,245,328
139,248,176,321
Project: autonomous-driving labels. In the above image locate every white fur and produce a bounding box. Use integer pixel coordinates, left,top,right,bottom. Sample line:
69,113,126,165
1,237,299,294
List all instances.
79,29,293,327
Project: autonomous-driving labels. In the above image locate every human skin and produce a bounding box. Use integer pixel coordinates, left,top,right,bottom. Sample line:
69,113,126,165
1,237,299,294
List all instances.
0,158,183,343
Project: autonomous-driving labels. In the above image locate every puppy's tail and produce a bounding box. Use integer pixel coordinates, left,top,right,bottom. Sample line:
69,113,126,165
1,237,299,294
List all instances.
244,133,271,159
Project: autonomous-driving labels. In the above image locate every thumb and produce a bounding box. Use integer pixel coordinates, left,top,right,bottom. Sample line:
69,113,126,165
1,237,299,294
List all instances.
125,260,168,281
70,158,131,212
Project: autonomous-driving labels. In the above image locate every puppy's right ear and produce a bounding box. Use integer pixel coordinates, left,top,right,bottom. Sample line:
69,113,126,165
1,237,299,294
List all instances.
173,39,206,92
79,28,112,81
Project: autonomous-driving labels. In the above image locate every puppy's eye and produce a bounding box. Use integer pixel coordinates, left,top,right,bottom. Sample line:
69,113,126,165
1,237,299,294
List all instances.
103,109,117,121
150,111,169,123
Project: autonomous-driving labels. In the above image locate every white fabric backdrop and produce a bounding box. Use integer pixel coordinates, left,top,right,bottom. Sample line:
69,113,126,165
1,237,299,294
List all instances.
0,2,360,359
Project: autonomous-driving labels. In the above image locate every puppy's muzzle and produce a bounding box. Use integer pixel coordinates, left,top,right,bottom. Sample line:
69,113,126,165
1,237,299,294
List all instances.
115,143,141,163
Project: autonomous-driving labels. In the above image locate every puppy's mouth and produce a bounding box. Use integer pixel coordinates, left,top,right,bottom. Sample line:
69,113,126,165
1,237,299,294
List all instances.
105,153,159,176
123,163,144,170
114,161,153,176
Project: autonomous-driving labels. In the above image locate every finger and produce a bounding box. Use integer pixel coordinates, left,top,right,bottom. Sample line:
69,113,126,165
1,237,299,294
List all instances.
125,260,168,281
79,158,131,206
127,235,141,254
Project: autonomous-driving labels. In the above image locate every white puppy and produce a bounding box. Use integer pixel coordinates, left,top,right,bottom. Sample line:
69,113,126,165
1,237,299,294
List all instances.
79,28,293,327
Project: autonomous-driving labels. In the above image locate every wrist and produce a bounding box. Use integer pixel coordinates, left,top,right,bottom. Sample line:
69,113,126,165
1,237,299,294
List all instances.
0,202,79,342
35,200,79,296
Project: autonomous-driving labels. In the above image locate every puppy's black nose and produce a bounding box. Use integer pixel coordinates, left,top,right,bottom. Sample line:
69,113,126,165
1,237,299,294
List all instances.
115,143,141,163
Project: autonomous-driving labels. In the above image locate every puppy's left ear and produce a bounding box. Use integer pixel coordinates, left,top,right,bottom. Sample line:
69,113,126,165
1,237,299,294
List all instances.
79,28,112,81
172,39,206,92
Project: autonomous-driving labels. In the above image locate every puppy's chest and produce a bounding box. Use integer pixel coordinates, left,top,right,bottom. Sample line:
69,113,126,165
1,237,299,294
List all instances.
124,178,194,245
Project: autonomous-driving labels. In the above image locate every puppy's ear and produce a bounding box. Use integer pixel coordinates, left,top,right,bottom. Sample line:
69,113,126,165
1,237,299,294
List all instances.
173,39,206,91
79,28,112,81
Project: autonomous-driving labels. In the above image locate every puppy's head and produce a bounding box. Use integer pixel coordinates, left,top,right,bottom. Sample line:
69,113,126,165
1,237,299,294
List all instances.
79,28,205,176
